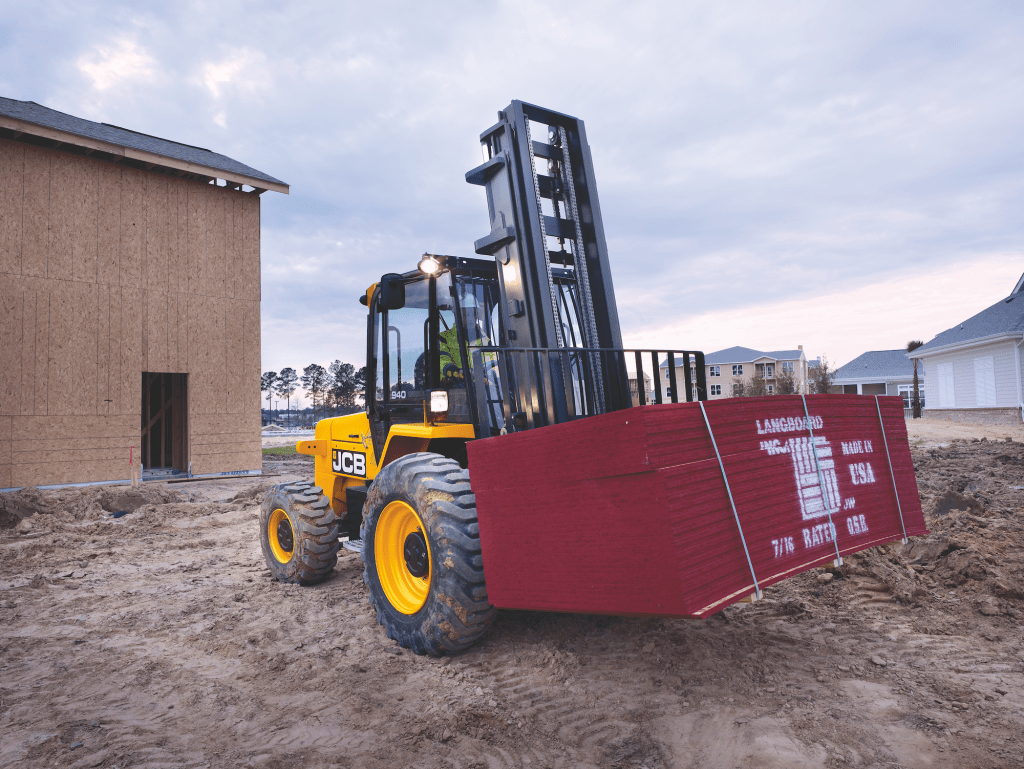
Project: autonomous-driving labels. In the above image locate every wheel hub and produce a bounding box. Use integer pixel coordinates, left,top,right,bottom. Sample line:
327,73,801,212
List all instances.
276,518,294,552
404,531,429,577
267,508,295,563
375,500,432,615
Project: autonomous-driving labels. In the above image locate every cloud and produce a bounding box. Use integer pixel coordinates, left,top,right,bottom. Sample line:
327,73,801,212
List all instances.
199,47,268,99
3,1,1022,386
76,37,156,91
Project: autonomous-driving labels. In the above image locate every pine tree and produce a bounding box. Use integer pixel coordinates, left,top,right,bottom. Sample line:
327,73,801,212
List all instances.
302,364,329,423
276,368,299,427
261,371,279,421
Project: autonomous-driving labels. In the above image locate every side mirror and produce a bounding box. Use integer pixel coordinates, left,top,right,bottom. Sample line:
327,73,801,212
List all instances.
379,273,405,310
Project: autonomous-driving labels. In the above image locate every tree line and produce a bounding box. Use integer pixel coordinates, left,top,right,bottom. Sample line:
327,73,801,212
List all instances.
261,361,368,425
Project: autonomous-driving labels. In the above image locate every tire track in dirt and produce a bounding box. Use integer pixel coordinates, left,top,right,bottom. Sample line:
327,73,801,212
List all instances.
3,443,1024,767
452,614,677,768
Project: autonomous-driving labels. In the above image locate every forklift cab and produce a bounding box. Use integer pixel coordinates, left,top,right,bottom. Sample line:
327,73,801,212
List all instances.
365,256,504,463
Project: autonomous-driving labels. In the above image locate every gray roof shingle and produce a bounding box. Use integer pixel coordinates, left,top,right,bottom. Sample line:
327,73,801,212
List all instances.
834,350,923,381
914,277,1024,354
0,97,286,188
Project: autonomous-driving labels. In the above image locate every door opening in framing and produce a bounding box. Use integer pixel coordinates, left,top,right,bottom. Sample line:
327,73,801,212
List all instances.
142,373,188,471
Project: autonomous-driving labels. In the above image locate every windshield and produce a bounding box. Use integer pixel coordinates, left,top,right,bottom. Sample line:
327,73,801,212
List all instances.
371,269,503,430
381,278,430,422
454,275,502,353
454,274,504,432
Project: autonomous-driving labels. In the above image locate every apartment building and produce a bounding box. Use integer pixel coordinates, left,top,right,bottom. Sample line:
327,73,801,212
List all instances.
660,345,809,400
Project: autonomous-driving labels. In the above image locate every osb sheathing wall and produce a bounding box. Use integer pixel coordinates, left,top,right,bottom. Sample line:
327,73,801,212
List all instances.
0,137,262,487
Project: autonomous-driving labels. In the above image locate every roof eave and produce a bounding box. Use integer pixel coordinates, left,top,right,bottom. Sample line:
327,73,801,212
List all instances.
909,331,1024,358
0,113,289,195
833,375,916,384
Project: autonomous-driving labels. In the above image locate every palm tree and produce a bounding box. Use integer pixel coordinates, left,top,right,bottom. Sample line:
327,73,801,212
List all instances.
906,340,924,418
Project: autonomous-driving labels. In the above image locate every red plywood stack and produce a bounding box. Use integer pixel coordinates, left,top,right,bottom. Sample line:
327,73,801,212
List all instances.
467,394,927,618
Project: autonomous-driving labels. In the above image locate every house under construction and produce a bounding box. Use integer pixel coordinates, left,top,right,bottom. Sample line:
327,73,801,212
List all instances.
0,97,288,489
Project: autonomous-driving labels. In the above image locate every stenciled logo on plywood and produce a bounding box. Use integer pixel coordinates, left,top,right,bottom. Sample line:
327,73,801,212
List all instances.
757,417,878,558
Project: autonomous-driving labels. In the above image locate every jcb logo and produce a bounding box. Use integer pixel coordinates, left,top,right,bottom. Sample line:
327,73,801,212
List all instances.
332,449,366,477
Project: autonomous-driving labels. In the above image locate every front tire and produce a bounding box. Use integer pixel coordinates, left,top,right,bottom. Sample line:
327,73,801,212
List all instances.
260,481,340,584
362,453,495,655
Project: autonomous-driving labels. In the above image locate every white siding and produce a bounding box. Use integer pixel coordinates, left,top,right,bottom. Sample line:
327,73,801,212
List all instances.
937,362,955,407
922,339,1020,408
974,357,996,406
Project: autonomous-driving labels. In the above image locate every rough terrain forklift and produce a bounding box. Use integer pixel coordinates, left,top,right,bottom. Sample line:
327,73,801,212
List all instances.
260,101,707,654
259,101,925,655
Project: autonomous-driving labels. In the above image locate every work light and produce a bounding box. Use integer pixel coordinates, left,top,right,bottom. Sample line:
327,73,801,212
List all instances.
418,254,442,275
429,390,448,413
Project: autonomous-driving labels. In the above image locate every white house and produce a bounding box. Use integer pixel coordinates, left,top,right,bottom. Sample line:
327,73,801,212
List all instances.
910,272,1024,424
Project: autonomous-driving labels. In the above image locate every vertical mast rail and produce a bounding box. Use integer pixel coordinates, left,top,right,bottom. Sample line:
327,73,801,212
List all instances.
667,353,679,404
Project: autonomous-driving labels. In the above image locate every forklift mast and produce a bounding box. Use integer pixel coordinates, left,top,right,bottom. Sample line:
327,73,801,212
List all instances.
467,101,623,352
466,101,700,429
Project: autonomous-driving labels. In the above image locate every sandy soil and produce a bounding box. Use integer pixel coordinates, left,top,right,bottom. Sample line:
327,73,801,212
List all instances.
1,426,1023,768
906,418,1024,448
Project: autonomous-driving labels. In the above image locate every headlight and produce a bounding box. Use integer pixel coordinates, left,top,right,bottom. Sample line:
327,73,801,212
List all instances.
429,390,449,413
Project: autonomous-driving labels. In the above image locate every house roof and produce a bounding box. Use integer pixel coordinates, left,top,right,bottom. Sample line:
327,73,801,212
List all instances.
914,272,1024,355
0,97,288,194
834,350,923,382
662,345,806,366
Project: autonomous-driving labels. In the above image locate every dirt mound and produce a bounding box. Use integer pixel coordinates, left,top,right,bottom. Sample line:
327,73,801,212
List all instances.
0,484,185,529
227,481,280,505
931,489,985,516
87,486,182,515
0,487,51,528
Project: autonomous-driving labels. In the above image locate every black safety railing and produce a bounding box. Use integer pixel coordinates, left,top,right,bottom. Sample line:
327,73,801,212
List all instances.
469,346,707,434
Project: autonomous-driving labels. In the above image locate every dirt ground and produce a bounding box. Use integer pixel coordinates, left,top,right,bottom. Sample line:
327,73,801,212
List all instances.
906,418,1024,448
2,422,1023,768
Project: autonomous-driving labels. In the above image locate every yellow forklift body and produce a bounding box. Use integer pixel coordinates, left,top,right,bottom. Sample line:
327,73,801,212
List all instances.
295,412,475,517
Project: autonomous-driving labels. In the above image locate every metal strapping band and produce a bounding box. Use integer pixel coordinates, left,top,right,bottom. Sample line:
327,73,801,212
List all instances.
875,395,908,544
700,401,761,600
801,395,843,566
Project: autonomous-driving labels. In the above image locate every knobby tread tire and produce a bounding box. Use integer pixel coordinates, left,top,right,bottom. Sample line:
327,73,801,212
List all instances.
260,481,340,585
362,452,496,656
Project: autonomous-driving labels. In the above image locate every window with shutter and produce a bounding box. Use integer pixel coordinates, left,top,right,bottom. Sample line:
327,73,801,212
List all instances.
937,362,954,407
974,356,996,406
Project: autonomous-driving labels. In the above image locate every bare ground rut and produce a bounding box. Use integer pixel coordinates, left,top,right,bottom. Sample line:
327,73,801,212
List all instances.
1,443,1023,769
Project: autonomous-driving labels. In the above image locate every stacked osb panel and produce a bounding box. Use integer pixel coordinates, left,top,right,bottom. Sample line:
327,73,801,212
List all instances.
0,137,262,488
468,395,927,618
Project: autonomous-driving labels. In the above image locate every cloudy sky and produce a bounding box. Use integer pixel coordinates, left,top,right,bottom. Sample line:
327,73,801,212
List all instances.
3,2,1022,403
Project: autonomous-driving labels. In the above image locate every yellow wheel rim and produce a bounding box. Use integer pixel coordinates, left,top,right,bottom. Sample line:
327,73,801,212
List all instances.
268,508,295,563
375,500,431,615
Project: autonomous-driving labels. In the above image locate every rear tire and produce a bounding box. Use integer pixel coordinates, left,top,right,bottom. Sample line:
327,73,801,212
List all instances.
362,453,495,655
260,481,340,584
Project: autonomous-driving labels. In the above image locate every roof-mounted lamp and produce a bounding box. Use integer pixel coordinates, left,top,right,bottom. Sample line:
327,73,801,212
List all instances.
418,254,442,275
